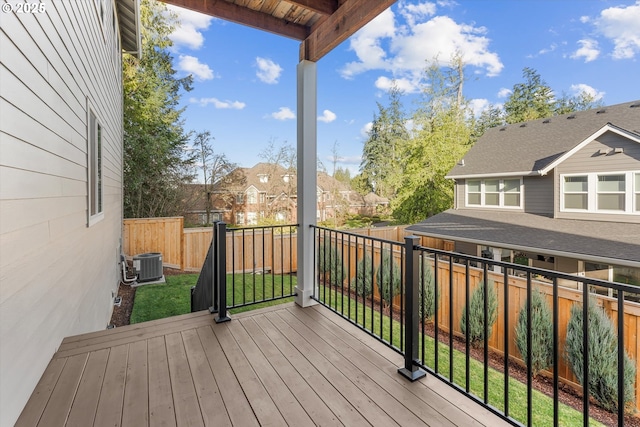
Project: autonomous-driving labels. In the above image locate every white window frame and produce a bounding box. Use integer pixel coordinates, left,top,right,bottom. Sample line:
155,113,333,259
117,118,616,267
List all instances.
236,212,245,225
634,173,640,212
560,171,639,215
247,189,257,204
465,178,523,209
87,106,104,226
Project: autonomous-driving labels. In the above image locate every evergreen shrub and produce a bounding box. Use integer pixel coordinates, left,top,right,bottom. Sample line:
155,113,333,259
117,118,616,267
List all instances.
460,280,498,346
515,289,553,376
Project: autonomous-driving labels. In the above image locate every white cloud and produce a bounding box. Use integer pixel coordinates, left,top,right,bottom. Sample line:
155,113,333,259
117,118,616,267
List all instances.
569,84,605,101
256,57,283,84
469,98,490,117
399,1,437,27
593,1,640,59
571,39,600,62
340,8,503,86
167,5,213,50
190,97,246,109
178,55,214,80
360,122,373,138
497,88,511,98
374,76,421,93
318,110,337,123
270,107,296,120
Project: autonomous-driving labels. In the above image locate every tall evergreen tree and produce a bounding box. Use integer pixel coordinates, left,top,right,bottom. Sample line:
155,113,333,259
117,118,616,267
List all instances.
123,0,195,218
503,67,555,124
359,85,409,199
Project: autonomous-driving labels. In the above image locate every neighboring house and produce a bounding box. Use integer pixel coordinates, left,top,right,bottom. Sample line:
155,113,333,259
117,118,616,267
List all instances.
0,2,139,425
407,101,640,289
184,162,389,226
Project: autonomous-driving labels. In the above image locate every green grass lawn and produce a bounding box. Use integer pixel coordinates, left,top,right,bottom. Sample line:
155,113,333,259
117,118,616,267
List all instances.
130,273,296,324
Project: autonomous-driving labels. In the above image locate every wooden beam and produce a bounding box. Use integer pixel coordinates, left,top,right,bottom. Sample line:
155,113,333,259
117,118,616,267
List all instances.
301,0,397,61
162,0,310,40
286,0,338,16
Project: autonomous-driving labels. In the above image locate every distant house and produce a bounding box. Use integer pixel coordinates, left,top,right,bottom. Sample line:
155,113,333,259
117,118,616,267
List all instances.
0,1,139,425
407,101,640,289
184,162,389,226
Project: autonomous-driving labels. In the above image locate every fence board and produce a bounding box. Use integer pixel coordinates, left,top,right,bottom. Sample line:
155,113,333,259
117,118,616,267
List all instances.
123,217,183,269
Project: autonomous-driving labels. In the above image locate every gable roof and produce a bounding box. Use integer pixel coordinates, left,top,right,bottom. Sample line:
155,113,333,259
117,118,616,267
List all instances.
447,100,640,179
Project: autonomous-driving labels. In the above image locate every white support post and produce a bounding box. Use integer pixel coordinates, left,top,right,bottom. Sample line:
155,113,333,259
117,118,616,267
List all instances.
295,60,318,307
492,248,502,273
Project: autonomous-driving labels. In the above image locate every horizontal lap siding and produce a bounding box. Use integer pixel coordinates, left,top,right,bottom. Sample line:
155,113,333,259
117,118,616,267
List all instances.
0,1,124,425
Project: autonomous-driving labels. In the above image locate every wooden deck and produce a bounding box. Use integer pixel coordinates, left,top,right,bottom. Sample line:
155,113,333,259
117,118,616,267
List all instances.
16,303,511,426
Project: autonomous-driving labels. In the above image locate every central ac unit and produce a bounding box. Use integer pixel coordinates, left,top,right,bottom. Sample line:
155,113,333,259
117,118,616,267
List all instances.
133,252,163,282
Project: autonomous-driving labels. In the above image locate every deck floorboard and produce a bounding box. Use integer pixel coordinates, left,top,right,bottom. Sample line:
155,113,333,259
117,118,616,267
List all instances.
18,303,513,427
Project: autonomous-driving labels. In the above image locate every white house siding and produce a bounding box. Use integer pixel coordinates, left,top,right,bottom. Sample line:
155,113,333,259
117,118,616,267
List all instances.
0,2,124,425
554,131,640,223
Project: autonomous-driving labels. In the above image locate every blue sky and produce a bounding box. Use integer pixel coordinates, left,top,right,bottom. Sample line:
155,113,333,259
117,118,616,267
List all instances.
165,0,640,179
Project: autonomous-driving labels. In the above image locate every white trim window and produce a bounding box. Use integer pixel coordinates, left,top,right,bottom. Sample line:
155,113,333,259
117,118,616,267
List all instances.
561,171,640,214
88,108,104,225
466,178,522,208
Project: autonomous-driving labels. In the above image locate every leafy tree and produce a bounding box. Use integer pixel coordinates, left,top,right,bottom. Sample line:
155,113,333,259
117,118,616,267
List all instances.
555,91,602,115
359,85,409,199
376,249,401,306
350,253,374,298
515,289,553,376
565,299,636,413
334,167,352,185
123,0,195,218
392,52,472,223
460,280,498,346
504,67,555,123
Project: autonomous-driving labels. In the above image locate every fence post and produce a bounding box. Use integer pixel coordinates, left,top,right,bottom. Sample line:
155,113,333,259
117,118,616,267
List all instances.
215,222,231,323
398,235,426,381
209,221,219,314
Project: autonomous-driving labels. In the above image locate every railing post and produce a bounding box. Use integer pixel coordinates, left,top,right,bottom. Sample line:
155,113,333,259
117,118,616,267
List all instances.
210,220,219,314
215,222,231,323
398,235,426,381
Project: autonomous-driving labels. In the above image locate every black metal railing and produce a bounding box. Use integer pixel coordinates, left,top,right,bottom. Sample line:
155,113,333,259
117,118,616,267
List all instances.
190,222,298,321
311,225,640,427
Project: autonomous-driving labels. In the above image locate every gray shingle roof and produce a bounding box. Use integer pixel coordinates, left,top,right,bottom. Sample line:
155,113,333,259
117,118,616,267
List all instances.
407,210,640,267
447,100,640,178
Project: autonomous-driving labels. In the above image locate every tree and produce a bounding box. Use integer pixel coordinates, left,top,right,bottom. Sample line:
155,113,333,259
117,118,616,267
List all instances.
470,104,505,142
257,140,296,221
565,299,636,413
504,67,555,124
555,91,602,115
359,84,409,199
392,52,472,223
350,253,374,298
192,131,236,225
123,0,195,218
376,249,401,306
515,289,553,376
460,280,498,346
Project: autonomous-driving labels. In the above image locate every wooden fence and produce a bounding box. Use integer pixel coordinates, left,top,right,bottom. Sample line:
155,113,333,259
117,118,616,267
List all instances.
123,218,418,272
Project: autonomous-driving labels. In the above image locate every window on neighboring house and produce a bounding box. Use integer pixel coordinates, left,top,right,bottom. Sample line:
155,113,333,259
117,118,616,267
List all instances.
247,190,257,204
597,174,625,211
236,193,244,204
259,193,265,203
466,178,522,208
236,212,245,225
563,176,588,210
562,171,639,214
635,173,640,211
259,174,268,183
467,180,481,205
88,109,103,225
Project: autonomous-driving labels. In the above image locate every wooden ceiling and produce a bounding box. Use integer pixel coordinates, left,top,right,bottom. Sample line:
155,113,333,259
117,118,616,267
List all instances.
160,0,397,61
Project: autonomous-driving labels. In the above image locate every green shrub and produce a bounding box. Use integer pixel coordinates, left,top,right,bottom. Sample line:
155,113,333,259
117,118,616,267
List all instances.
317,238,346,286
565,299,636,413
419,257,436,320
460,280,498,346
515,289,553,376
350,253,374,298
375,249,401,305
